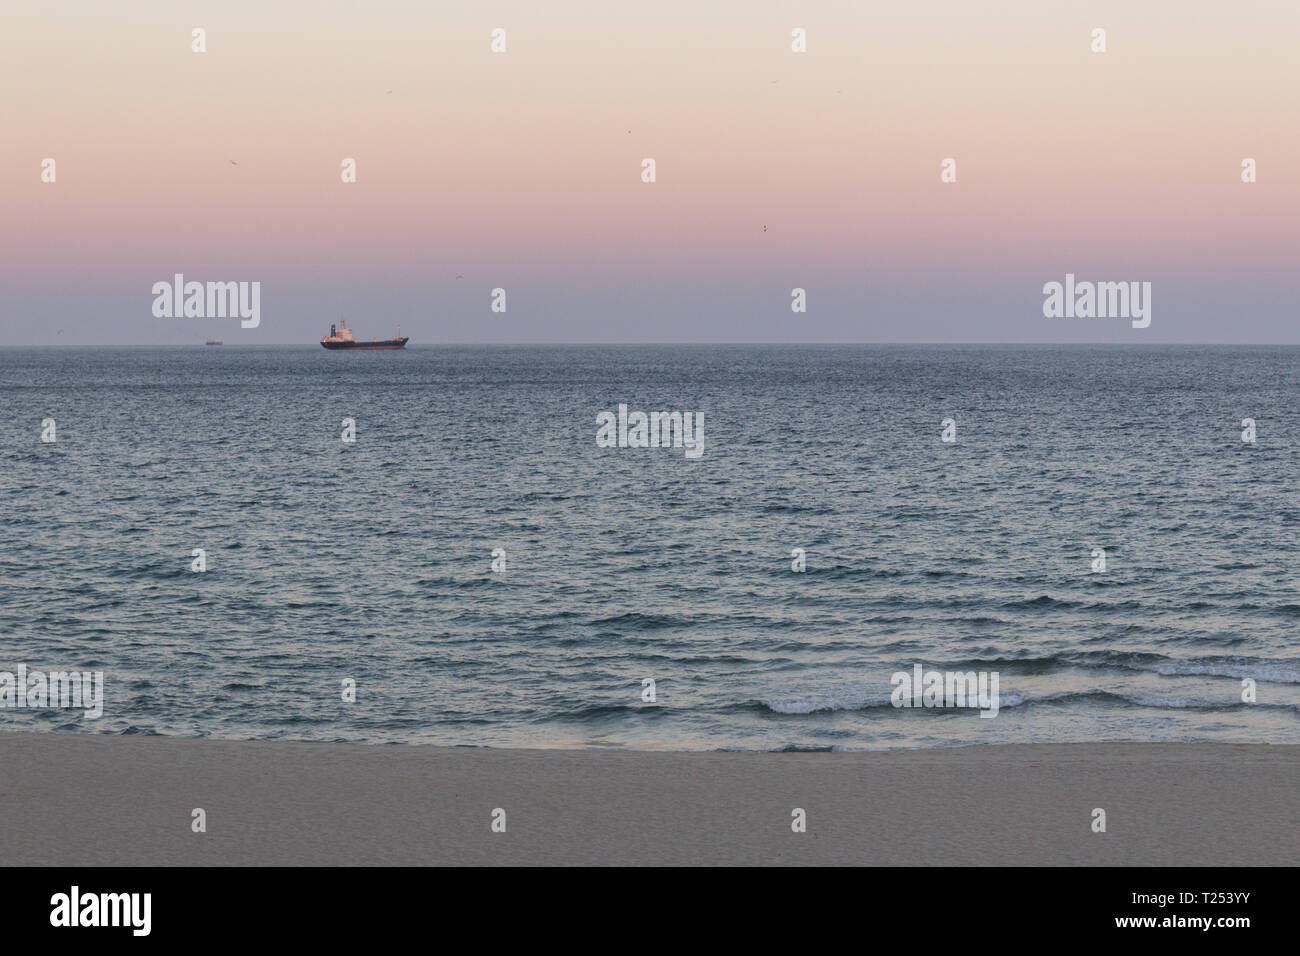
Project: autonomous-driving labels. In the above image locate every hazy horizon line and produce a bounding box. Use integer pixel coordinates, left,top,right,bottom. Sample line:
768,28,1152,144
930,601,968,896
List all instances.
5,341,1299,349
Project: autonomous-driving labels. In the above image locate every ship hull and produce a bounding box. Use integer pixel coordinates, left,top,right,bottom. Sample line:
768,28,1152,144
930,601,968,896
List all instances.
321,338,408,350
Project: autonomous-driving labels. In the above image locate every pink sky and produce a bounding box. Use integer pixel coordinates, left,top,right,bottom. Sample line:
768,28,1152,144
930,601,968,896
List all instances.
2,1,1297,342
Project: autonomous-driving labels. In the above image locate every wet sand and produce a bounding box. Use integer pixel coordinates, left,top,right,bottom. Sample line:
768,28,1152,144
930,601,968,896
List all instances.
0,734,1294,865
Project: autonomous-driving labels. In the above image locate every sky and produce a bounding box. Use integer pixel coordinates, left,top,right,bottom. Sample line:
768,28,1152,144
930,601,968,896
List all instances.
1,0,1297,345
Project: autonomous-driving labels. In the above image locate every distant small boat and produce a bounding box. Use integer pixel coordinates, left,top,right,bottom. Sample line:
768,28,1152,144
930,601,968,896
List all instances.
205,339,223,346
321,320,408,350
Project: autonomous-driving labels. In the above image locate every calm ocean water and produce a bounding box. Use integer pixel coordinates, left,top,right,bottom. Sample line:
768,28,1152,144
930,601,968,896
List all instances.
1,345,1297,750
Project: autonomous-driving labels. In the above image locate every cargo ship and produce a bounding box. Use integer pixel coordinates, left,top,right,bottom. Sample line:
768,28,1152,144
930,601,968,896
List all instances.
205,339,223,346
320,321,408,350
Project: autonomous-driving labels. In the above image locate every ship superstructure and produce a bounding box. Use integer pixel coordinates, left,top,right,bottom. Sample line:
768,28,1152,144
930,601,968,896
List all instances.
320,321,408,350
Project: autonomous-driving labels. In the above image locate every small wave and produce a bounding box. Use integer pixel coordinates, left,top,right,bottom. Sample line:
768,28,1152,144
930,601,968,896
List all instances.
932,651,1300,685
1152,660,1300,684
761,694,890,715
754,686,1293,716
1000,595,1080,610
760,503,831,515
588,612,692,631
822,566,906,580
544,702,661,722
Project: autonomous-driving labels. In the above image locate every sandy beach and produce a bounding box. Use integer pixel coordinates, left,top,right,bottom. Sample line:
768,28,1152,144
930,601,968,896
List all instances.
0,734,1294,865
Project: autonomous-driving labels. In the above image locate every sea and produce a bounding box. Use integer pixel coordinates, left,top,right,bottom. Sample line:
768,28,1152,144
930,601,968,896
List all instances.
1,345,1297,750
